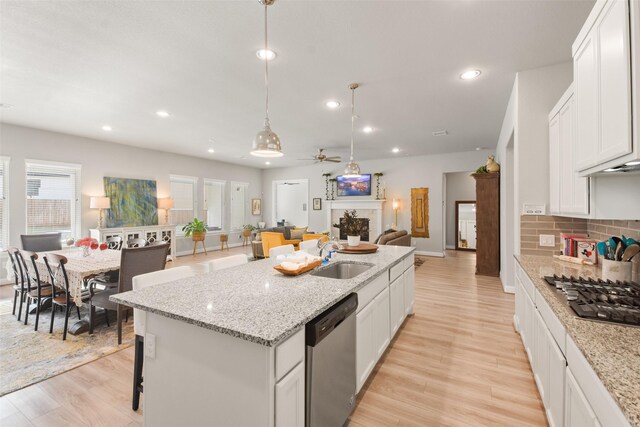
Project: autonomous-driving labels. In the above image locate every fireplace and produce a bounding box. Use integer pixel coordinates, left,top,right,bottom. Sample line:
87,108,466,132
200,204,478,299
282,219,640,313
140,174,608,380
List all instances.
338,218,370,242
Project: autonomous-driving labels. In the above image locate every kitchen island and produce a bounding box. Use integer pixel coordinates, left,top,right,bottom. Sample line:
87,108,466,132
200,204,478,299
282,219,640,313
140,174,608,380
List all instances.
111,245,415,427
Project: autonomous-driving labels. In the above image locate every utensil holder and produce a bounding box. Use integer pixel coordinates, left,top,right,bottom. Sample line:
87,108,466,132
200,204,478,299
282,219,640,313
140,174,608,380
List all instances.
601,259,632,282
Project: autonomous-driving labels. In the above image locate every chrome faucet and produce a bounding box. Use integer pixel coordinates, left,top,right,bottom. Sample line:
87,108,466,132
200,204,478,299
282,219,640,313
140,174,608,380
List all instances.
318,237,342,260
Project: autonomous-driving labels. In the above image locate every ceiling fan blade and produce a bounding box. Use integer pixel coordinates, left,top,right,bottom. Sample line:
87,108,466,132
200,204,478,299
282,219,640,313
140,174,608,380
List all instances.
325,159,341,163
325,156,341,161
296,158,315,161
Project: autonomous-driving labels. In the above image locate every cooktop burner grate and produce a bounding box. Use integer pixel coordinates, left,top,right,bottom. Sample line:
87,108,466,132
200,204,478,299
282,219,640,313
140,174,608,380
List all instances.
543,275,640,326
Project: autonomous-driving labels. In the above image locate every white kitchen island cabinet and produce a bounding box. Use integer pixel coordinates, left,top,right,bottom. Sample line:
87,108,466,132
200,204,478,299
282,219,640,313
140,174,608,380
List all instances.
112,246,415,426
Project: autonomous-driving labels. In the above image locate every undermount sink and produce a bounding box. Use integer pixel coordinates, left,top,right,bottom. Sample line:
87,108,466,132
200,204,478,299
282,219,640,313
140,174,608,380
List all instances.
311,262,372,280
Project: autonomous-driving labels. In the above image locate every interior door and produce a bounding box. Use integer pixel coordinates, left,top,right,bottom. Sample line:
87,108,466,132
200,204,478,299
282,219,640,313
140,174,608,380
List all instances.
275,181,308,227
455,201,476,251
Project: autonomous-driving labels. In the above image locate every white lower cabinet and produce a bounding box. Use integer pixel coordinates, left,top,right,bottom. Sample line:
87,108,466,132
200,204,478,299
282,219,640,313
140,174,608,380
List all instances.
373,287,390,360
403,263,415,315
275,362,305,427
389,276,405,337
356,298,376,393
565,368,600,427
547,328,566,427
533,309,550,403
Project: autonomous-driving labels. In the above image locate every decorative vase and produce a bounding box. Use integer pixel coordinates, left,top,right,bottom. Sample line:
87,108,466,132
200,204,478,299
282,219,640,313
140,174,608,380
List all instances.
347,235,361,247
82,246,91,257
258,221,266,229
486,155,500,173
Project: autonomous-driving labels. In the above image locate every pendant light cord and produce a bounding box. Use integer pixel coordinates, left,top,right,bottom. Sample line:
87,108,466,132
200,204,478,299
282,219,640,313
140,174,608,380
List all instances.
350,87,355,161
264,4,270,126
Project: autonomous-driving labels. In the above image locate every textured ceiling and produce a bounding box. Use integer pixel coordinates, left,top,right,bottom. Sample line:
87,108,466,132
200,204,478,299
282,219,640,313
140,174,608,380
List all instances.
0,0,594,168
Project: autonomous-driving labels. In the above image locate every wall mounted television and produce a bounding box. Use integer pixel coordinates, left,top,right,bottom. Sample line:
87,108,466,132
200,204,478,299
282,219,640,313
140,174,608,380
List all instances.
337,174,372,196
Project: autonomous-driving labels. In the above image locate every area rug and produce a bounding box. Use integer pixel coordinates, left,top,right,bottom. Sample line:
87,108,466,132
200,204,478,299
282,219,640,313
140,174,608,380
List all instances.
0,303,134,396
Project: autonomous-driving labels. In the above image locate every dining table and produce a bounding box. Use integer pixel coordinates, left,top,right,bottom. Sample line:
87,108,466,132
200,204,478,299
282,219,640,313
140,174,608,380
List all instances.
33,247,122,335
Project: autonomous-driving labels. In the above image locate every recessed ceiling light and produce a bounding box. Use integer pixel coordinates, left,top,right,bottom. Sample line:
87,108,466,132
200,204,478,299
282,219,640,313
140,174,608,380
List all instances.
325,100,341,109
392,148,400,153
256,49,276,61
363,126,373,134
102,125,112,131
475,147,484,151
460,69,481,80
625,161,640,166
156,110,170,118
0,103,13,109
265,161,271,165
208,148,215,153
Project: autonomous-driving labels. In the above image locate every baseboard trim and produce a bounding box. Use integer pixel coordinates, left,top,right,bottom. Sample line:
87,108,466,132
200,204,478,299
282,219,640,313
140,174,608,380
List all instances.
414,250,445,258
176,242,248,257
445,245,456,250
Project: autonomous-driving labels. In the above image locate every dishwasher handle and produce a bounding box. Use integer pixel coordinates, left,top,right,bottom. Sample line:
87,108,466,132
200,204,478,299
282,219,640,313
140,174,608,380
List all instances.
306,293,358,347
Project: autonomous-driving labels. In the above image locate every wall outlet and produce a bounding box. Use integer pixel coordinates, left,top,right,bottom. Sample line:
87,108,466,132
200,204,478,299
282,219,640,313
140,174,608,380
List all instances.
539,234,556,247
146,333,156,359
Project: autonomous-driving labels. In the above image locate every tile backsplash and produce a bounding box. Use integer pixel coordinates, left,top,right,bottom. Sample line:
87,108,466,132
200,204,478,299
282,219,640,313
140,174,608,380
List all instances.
520,216,640,257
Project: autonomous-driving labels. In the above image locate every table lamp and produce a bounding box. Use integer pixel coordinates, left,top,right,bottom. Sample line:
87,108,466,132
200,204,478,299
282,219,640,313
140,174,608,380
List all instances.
90,197,110,228
158,198,174,224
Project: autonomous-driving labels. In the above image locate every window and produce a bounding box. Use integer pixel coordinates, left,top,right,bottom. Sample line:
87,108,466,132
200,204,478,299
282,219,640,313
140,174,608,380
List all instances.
204,179,225,231
25,160,81,241
0,157,9,250
170,175,197,232
230,181,248,231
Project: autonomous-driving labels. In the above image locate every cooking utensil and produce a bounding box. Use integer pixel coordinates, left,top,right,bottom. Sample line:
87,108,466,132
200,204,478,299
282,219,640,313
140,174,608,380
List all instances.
621,243,640,262
614,242,624,261
597,241,607,257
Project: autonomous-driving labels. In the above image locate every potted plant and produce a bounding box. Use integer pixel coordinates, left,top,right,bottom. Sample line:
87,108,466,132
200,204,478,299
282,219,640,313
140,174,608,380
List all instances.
242,224,256,238
333,210,364,247
182,218,208,242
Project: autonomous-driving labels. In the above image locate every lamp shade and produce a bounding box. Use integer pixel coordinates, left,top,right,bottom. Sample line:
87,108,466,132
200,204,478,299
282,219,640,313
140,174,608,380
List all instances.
90,196,110,209
157,198,175,210
392,198,399,210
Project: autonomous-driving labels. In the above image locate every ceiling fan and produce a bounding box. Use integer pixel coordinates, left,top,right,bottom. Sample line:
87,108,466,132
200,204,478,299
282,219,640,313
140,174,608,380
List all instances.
298,148,341,163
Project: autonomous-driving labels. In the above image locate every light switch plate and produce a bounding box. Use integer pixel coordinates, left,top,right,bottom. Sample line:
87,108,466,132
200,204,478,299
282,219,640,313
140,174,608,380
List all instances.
522,204,546,215
539,234,556,247
146,333,156,359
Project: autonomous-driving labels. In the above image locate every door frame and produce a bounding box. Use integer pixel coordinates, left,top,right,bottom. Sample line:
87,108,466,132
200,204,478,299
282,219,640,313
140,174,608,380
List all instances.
455,200,477,251
271,179,309,227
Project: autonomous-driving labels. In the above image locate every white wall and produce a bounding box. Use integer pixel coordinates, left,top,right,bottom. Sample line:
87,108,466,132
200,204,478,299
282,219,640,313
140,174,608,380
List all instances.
0,123,263,254
261,150,491,256
444,172,476,249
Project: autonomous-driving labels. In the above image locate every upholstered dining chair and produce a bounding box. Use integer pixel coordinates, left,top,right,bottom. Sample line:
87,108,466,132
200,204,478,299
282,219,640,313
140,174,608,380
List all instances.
299,239,321,254
88,244,168,344
205,254,249,271
269,244,295,259
106,236,123,250
17,250,53,331
130,266,196,411
127,238,147,248
20,233,62,252
43,253,81,341
7,247,27,321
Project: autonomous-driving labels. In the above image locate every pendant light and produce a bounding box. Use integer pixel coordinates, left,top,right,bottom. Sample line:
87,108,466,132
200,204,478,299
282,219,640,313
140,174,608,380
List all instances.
251,0,283,158
343,83,361,177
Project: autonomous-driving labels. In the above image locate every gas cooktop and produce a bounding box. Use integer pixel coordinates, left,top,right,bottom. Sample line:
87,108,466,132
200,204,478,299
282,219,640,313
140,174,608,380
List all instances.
543,275,640,326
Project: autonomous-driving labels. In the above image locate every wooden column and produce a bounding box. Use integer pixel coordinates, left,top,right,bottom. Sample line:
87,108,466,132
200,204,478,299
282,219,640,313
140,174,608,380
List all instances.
472,173,500,277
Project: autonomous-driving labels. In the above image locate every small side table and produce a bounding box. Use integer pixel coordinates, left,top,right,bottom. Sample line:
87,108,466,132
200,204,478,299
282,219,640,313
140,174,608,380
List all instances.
220,234,229,251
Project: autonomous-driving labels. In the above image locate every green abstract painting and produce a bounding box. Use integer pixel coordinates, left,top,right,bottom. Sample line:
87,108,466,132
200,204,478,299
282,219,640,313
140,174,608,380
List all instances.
104,177,158,227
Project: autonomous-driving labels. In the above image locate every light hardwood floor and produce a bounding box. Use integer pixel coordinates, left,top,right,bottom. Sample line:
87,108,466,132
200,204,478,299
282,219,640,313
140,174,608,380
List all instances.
0,249,546,427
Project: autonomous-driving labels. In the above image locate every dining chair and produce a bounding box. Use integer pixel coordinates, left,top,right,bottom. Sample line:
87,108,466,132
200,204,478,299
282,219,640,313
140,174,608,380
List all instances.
20,233,62,252
106,236,123,250
127,238,147,248
260,232,300,258
130,266,196,411
205,254,249,272
7,248,27,320
17,250,53,331
269,244,295,259
88,244,168,344
299,239,321,254
303,233,329,244
43,253,81,341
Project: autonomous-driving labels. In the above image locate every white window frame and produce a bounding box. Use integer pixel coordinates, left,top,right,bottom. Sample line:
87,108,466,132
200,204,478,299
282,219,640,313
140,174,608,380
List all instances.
0,156,10,250
203,178,226,232
229,181,249,231
170,174,198,235
25,159,82,241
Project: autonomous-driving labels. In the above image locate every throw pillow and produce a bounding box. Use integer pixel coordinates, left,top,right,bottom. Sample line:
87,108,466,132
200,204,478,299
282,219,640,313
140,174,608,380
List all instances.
290,227,307,240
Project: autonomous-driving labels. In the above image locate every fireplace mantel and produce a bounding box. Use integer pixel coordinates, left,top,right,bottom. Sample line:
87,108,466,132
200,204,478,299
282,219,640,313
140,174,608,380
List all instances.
326,199,386,239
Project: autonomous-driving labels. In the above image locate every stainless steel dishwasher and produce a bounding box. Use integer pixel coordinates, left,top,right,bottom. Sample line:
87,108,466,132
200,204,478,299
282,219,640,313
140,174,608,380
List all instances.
305,293,358,427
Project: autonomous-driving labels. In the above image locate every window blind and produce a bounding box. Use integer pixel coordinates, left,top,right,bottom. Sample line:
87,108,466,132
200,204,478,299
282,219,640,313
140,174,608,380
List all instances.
170,175,197,230
230,182,248,231
0,157,9,250
204,179,225,230
25,160,81,241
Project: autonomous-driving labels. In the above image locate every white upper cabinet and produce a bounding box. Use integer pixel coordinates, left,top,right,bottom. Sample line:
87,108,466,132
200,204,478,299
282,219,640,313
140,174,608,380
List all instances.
573,0,637,174
549,86,590,217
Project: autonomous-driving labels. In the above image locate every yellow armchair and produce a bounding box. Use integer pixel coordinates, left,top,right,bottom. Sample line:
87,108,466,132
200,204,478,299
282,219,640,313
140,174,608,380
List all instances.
261,232,301,258
303,233,329,243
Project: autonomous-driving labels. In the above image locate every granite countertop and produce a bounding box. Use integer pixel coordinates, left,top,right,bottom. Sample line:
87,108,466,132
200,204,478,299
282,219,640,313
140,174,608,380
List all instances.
515,255,640,427
111,245,414,347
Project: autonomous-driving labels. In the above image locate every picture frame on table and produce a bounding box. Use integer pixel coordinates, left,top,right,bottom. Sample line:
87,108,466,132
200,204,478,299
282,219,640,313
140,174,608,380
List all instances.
251,198,261,215
313,198,322,210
